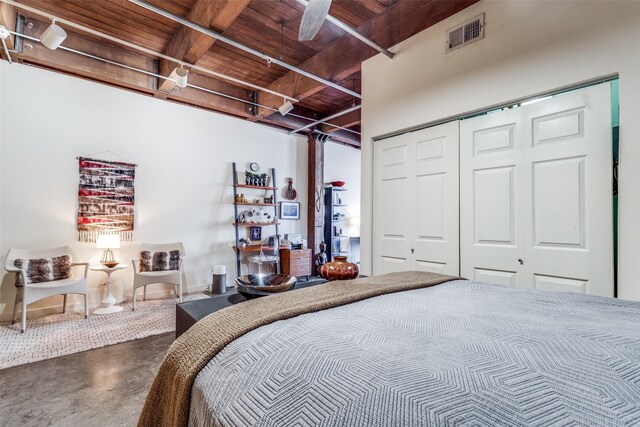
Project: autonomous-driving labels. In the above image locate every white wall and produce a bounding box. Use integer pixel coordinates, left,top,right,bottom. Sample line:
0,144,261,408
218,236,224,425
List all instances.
0,62,308,319
361,0,640,300
324,143,361,238
0,61,3,271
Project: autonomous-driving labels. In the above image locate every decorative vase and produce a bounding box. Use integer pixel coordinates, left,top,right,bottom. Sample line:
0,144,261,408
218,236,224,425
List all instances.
320,255,359,281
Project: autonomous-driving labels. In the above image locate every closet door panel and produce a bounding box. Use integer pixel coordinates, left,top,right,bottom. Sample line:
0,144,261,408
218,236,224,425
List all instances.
372,121,459,276
460,108,526,286
372,134,414,275
522,83,613,296
411,122,460,275
461,83,613,297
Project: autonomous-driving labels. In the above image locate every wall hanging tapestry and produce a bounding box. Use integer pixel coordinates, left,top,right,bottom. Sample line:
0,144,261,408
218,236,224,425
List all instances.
77,157,136,242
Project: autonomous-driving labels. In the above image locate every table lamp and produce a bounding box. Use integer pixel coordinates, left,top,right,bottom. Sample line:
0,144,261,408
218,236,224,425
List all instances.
96,234,120,268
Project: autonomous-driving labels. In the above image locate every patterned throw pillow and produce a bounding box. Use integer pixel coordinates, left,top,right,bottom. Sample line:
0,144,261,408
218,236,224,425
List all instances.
14,255,71,287
139,250,180,272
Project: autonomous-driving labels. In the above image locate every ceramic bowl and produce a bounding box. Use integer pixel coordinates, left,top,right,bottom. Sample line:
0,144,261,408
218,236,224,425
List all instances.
235,274,297,299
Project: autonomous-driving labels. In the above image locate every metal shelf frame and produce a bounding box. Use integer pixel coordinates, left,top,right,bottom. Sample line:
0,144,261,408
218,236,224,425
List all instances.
232,162,280,278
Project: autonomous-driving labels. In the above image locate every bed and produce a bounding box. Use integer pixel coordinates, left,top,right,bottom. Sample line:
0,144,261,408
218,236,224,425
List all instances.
139,272,640,427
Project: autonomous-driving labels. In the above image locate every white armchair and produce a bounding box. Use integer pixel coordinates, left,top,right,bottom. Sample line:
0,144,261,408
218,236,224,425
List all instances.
4,246,89,333
131,242,185,311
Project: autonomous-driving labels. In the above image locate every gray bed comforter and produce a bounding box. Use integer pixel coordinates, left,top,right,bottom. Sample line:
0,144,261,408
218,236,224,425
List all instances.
188,280,640,426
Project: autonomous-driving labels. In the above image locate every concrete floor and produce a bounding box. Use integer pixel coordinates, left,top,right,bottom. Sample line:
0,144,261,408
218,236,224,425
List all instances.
0,332,173,427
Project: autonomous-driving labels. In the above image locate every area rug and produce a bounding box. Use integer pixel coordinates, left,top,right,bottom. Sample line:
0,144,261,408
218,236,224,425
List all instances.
0,293,208,369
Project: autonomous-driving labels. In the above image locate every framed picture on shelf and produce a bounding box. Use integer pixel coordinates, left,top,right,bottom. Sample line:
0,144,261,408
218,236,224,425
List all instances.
280,201,300,220
249,226,262,241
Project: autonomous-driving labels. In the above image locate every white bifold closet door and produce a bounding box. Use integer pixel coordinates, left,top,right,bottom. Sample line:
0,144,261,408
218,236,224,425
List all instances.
373,121,459,276
460,83,613,296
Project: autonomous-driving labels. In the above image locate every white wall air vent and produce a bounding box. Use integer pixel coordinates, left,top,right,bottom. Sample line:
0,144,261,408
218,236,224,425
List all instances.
446,14,484,53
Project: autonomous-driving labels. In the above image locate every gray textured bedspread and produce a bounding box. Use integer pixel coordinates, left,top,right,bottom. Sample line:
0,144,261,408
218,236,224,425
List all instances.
188,280,640,426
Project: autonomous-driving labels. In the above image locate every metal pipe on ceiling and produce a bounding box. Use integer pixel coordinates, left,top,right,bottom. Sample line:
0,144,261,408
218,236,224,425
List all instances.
295,0,394,60
193,81,359,135
127,0,362,100
289,104,361,134
0,0,299,102
6,30,360,136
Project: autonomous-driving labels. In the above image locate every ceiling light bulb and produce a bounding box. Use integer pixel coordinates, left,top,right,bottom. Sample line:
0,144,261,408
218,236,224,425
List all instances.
175,67,188,88
278,100,294,116
40,20,67,50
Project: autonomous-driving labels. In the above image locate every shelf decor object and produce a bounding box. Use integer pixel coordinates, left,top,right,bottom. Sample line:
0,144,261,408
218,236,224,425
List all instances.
244,171,270,187
232,162,280,278
319,255,359,281
250,226,262,241
234,273,296,299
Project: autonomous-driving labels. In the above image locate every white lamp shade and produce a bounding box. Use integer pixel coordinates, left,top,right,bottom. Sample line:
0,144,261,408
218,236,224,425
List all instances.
41,23,67,50
96,234,121,249
174,67,188,88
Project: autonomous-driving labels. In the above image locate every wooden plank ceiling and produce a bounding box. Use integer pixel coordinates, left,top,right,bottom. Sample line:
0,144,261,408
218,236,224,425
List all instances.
0,0,478,147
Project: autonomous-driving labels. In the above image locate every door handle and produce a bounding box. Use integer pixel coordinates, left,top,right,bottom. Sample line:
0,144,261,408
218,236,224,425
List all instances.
518,259,524,265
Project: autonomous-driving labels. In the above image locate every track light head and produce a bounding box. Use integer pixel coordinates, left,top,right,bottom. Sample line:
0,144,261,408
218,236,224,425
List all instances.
314,132,329,143
174,66,188,88
278,100,294,116
40,20,67,50
0,25,10,41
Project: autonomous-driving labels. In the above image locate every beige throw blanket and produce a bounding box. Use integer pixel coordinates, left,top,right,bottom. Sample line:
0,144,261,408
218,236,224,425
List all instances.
138,271,458,427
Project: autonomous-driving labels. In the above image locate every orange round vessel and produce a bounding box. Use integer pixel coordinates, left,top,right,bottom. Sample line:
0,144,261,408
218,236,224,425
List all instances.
320,255,359,281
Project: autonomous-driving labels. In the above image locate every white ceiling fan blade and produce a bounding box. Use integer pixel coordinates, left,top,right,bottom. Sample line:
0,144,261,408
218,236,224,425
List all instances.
298,0,332,41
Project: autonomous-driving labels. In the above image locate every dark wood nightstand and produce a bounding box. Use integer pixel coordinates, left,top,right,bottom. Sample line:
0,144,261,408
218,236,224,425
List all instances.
280,248,312,279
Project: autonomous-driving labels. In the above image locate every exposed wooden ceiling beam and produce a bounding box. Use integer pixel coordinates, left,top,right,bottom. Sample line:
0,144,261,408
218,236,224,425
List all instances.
261,113,360,147
157,0,251,94
256,0,478,117
17,18,254,116
255,102,360,147
325,129,360,148
13,17,355,144
321,104,361,133
19,18,156,92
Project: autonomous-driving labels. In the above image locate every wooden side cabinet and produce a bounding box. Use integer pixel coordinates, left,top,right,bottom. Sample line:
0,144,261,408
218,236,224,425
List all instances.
280,249,312,279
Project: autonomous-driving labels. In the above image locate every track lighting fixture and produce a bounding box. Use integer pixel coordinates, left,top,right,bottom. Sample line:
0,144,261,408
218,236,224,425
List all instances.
40,19,67,50
0,25,11,64
278,99,294,116
0,25,10,40
174,66,188,88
